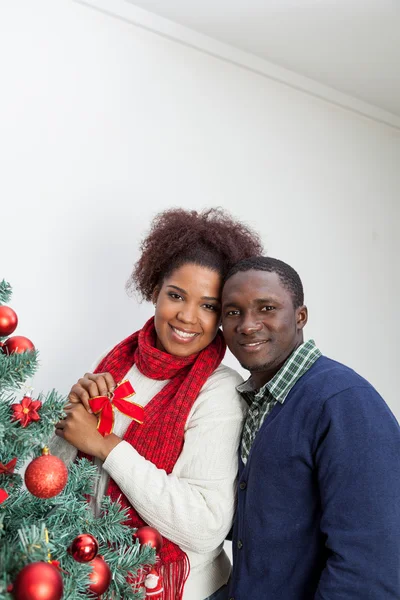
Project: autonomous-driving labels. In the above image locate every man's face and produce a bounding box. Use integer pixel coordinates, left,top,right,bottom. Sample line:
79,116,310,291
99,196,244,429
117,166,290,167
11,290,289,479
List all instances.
222,270,307,387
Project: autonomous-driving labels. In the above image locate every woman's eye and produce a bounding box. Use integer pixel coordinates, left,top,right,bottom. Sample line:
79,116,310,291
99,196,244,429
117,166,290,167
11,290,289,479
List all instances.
168,292,183,300
203,304,218,312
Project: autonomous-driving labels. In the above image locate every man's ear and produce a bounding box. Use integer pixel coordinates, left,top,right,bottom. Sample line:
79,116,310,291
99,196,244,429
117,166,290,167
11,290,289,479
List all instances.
151,286,160,306
296,305,308,331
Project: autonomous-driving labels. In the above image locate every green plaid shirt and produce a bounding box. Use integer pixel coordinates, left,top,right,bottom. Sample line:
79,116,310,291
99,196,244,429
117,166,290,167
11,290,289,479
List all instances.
238,339,321,464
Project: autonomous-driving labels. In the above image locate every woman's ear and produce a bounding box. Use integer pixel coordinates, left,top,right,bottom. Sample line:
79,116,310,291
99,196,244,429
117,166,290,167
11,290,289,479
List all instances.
151,287,160,306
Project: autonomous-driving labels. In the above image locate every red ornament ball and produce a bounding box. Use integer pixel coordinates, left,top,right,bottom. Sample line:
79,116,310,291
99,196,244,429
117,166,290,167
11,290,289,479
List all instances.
135,526,163,553
88,556,111,596
12,561,63,600
2,335,34,354
69,533,99,563
0,306,18,337
25,453,68,499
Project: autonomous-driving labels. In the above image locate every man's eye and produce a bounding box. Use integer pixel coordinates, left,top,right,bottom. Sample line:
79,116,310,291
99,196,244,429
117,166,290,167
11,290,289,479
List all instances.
261,306,275,311
226,310,240,317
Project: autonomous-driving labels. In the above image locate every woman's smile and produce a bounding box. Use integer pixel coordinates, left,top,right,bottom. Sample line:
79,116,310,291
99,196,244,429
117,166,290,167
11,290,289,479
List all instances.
170,325,200,342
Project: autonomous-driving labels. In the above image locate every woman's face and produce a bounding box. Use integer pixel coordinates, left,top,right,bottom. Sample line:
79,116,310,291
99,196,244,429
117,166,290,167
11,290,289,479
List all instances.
153,263,222,357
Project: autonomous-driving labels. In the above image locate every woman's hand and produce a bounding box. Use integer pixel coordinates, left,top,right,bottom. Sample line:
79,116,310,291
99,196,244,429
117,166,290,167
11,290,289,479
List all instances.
55,403,121,460
68,372,116,413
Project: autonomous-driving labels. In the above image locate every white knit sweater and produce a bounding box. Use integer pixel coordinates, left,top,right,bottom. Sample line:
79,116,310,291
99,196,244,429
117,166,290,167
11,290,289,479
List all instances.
51,362,246,600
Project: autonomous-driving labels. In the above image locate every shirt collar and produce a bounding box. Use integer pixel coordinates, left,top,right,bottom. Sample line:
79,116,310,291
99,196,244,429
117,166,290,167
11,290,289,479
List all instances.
237,339,321,404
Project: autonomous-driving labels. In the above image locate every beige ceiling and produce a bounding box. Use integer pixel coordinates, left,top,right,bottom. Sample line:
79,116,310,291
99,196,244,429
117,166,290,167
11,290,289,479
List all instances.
126,0,400,118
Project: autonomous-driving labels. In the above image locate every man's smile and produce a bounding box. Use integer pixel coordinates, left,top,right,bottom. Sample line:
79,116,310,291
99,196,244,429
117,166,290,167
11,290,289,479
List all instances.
239,339,269,351
240,339,268,346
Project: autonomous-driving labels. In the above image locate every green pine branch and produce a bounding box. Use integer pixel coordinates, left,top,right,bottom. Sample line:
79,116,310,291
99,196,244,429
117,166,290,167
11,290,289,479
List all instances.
0,281,12,306
0,350,39,391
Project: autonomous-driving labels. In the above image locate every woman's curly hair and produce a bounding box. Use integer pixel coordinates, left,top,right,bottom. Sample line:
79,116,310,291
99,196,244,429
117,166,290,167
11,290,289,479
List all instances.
128,207,264,301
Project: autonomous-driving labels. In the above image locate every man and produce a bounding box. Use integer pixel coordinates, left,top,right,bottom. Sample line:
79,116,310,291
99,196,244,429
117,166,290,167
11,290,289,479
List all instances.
221,256,400,600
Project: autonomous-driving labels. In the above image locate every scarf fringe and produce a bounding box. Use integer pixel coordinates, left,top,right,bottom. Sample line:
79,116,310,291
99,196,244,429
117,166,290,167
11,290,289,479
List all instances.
159,553,190,600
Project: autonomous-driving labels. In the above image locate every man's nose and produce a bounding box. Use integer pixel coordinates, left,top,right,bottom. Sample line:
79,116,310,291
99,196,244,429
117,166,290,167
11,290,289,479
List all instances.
237,313,263,335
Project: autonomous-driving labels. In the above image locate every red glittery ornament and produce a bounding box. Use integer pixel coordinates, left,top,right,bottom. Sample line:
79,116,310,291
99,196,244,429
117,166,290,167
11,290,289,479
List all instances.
2,335,34,354
12,561,63,600
88,556,111,596
135,526,163,553
69,534,99,563
0,306,18,337
24,449,68,499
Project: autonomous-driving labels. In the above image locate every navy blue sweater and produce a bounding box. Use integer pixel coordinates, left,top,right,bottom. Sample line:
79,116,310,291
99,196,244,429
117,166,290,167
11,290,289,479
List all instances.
229,356,400,599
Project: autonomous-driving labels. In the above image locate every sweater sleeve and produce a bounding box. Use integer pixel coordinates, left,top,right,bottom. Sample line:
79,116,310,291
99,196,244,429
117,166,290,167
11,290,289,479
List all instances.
102,366,246,554
313,385,400,599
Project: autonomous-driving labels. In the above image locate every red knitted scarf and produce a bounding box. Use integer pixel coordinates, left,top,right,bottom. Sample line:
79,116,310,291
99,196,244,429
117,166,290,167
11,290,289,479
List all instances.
89,317,226,599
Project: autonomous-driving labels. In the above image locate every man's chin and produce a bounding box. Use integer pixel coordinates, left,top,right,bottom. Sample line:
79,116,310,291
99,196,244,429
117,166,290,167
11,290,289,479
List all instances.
240,360,269,373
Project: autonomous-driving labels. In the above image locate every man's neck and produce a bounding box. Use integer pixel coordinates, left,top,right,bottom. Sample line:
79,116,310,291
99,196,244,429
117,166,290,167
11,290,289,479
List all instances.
250,340,304,389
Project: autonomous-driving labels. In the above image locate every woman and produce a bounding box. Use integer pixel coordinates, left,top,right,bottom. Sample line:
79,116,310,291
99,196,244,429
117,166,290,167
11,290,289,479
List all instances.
53,208,263,600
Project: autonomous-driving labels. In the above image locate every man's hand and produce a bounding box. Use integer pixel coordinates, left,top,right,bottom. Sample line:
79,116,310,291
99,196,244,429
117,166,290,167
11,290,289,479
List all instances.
68,372,116,413
55,403,121,460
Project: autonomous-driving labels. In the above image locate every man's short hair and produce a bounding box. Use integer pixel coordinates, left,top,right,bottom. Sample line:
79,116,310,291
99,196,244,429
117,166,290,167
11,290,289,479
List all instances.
224,256,304,308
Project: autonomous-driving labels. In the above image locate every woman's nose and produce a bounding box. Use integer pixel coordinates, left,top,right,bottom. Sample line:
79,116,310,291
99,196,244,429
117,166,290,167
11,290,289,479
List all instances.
177,306,198,325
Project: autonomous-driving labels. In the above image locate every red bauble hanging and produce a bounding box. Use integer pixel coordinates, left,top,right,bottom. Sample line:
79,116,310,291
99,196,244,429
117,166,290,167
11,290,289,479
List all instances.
12,561,63,600
2,335,34,354
0,306,18,337
68,533,99,563
135,526,163,553
24,448,68,499
88,556,111,596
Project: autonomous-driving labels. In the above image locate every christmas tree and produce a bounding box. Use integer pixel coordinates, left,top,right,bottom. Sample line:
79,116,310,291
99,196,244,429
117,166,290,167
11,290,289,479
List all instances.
0,280,156,599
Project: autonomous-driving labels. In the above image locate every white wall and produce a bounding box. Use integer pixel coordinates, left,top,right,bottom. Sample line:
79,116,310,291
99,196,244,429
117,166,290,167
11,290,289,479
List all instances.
1,0,399,421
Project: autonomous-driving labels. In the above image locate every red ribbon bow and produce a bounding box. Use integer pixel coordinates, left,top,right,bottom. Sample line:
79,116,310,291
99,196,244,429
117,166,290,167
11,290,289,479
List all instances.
0,457,17,475
89,380,143,436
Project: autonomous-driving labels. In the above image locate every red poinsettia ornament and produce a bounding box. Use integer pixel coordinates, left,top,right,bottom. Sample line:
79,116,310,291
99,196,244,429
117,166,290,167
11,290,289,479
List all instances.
11,396,42,427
